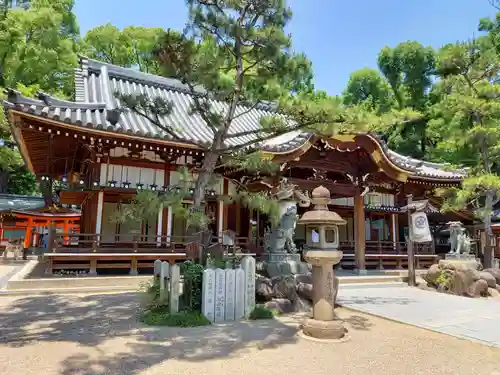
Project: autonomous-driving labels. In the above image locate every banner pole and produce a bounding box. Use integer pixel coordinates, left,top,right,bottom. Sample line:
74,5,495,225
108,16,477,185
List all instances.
406,194,416,287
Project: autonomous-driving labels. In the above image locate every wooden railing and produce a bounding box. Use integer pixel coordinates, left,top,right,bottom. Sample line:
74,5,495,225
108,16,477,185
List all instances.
338,240,435,255
50,232,260,255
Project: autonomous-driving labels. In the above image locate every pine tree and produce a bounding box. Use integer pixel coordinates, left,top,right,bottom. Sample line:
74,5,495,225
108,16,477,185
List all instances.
116,0,344,234
431,10,500,267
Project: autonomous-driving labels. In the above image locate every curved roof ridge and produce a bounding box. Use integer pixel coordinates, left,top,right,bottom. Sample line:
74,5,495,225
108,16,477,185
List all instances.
77,55,278,112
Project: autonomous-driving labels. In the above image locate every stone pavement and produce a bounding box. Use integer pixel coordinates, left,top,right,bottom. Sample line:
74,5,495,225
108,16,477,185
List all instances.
338,283,500,348
0,261,27,290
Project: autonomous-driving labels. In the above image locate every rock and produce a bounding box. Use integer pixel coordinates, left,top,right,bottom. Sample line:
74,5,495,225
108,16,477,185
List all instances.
468,279,489,298
294,273,312,284
448,269,475,296
439,259,480,272
264,298,294,314
255,275,274,301
296,282,313,300
424,264,441,285
272,275,297,301
478,271,497,288
417,282,435,292
488,287,500,298
294,295,313,313
483,268,500,285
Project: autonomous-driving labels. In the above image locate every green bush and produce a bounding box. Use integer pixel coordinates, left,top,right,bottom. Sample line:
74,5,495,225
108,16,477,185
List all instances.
249,305,276,320
140,309,211,327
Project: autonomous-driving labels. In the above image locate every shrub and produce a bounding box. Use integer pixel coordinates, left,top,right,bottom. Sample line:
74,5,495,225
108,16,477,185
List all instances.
249,305,276,320
140,309,211,327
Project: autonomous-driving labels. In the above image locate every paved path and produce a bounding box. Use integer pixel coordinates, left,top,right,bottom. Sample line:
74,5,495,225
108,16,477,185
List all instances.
338,284,500,348
0,261,27,290
0,292,499,375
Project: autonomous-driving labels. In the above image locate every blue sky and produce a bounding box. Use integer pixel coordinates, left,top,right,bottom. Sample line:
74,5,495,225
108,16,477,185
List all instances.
74,0,497,95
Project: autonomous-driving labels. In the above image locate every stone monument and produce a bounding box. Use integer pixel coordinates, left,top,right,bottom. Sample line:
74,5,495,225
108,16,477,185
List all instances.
297,185,346,341
264,179,311,277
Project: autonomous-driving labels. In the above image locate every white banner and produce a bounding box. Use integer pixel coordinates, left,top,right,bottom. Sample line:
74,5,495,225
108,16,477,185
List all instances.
410,211,432,243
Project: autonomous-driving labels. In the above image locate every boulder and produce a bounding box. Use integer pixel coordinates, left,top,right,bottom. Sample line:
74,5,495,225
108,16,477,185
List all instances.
296,282,313,300
483,268,500,285
272,275,297,301
294,273,312,284
468,279,489,298
424,264,441,285
448,269,475,296
488,287,500,298
417,282,435,292
478,271,497,288
255,275,274,301
264,298,294,314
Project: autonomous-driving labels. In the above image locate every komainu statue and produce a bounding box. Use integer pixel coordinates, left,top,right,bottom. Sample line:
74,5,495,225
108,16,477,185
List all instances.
447,221,472,255
267,205,298,254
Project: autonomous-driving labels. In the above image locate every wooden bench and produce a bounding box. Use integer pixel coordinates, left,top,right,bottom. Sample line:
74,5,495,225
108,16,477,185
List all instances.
44,252,188,275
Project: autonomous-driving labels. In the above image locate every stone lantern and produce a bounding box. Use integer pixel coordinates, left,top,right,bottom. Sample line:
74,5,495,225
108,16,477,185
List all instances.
297,185,346,340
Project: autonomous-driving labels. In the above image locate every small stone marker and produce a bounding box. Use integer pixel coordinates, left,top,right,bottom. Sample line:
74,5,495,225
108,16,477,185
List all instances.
202,269,216,322
159,261,170,303
241,256,256,318
169,264,180,313
153,259,162,280
214,268,226,323
234,267,245,320
224,269,236,321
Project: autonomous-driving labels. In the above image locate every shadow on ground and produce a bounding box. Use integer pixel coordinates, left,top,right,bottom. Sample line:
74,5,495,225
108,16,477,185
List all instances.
0,292,322,374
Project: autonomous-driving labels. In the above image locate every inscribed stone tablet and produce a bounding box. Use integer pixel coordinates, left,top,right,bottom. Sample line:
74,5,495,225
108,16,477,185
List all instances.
214,268,226,323
169,264,180,313
241,256,256,318
153,259,162,278
224,269,236,321
234,268,245,320
202,269,216,322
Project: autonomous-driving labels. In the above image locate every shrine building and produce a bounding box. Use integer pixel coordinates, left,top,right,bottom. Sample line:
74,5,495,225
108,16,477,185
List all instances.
2,57,472,274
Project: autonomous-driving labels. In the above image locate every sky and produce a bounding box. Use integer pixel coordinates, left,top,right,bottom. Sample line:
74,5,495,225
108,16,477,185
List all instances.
74,0,497,96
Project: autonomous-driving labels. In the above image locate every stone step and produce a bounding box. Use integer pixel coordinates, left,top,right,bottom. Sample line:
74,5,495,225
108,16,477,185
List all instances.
0,286,137,296
6,275,152,290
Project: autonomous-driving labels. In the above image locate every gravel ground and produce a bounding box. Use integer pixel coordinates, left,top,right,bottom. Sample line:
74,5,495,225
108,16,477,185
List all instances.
0,292,499,375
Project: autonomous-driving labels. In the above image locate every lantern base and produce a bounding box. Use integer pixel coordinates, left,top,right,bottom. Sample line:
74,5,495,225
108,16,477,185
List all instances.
301,317,346,340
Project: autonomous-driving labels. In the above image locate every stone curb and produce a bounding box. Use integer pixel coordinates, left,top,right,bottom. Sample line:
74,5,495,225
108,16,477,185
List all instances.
0,286,139,296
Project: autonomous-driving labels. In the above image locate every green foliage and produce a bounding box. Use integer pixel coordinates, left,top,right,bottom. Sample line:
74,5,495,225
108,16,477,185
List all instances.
249,305,276,320
181,260,204,312
0,0,78,94
138,267,210,327
140,310,211,327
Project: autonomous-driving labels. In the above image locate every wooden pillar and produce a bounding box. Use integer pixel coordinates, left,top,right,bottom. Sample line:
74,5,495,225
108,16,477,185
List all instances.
223,179,229,231
23,218,32,259
166,207,173,246
391,214,398,250
95,191,104,243
63,220,70,246
156,204,163,247
217,200,224,242
354,192,366,273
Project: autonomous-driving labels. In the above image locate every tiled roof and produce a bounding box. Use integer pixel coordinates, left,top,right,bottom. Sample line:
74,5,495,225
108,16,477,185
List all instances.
0,194,45,212
367,133,467,180
3,56,466,180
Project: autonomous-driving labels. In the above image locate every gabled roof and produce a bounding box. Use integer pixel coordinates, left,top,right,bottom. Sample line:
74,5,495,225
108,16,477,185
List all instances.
3,56,467,181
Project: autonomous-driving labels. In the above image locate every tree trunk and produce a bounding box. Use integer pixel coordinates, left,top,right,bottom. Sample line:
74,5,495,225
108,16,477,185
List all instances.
483,190,494,268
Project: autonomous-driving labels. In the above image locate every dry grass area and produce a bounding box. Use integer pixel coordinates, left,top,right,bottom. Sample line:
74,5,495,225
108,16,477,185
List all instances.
0,292,498,375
